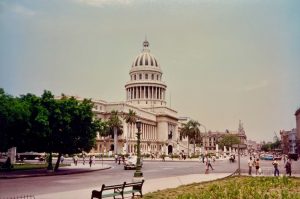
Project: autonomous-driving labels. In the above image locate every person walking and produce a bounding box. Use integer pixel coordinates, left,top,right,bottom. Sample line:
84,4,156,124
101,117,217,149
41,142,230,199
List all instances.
248,157,254,175
207,157,214,170
89,156,92,167
255,158,260,175
272,159,280,176
74,155,78,166
285,159,292,176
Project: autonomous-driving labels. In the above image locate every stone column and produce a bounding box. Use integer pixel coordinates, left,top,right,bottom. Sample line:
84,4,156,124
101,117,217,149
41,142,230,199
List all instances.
139,86,141,99
151,86,154,100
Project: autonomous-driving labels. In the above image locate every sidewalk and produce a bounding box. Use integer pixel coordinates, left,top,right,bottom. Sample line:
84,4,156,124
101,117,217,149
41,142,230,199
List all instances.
36,173,232,199
0,163,111,179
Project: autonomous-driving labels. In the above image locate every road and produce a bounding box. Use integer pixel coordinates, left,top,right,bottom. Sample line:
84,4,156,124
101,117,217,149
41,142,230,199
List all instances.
0,158,235,197
0,156,299,198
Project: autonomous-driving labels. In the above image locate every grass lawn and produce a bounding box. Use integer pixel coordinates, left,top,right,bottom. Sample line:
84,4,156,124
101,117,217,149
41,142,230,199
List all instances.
0,163,71,171
144,176,300,199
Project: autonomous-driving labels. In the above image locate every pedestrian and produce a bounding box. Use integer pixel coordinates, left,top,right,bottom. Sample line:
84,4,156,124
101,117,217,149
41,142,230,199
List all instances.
60,155,64,164
115,154,118,163
255,158,260,175
89,156,92,167
74,155,78,166
248,157,254,175
272,159,280,176
202,155,205,163
207,157,214,170
118,155,121,165
285,159,292,176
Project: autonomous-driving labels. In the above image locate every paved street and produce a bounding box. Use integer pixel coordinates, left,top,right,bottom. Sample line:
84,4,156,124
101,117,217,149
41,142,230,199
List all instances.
0,156,299,198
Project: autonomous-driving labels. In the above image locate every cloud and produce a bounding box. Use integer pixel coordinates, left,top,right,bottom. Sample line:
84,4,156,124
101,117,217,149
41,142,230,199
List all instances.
12,4,35,16
243,80,269,91
76,0,135,7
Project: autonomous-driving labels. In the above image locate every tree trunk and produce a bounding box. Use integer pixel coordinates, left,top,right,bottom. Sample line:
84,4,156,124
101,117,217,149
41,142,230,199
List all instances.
193,138,196,155
114,127,117,154
187,137,190,158
54,153,62,172
47,152,53,171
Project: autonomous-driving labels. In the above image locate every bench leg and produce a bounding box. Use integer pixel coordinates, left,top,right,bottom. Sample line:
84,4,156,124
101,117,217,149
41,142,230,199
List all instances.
91,190,102,199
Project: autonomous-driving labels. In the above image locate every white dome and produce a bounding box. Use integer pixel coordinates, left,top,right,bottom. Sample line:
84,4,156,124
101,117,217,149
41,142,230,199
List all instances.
132,40,160,67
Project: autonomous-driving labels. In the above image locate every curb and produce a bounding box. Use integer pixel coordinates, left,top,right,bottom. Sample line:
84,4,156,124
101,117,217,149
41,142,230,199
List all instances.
0,166,111,179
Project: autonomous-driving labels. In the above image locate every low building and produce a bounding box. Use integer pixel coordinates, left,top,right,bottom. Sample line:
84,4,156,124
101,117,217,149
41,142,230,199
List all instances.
295,108,300,156
280,129,298,155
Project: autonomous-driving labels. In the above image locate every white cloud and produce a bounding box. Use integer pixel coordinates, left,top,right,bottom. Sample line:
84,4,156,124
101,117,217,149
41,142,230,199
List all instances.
243,80,269,91
77,0,134,7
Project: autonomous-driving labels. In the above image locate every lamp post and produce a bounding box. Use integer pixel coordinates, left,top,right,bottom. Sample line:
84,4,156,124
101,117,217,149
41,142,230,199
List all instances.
133,119,143,181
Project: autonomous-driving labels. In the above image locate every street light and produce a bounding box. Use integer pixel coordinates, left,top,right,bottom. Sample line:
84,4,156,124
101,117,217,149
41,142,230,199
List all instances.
133,119,143,181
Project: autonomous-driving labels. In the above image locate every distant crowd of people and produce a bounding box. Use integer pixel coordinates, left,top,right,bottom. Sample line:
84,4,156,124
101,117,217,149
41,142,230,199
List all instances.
247,155,293,176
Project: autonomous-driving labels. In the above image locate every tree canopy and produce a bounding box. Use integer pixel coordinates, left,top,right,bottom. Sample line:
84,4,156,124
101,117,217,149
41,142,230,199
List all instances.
218,134,241,150
180,120,201,155
0,88,101,171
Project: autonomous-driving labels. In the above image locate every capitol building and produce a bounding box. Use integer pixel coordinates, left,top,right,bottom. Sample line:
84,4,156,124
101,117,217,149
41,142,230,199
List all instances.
85,39,247,156
89,40,185,155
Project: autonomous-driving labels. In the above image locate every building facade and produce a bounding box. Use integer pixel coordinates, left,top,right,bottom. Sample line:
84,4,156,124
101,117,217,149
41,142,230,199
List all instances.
296,108,300,155
85,40,248,156
89,40,185,156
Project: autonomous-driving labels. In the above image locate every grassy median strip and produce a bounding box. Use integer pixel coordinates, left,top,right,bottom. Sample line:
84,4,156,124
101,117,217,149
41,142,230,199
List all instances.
2,163,71,171
144,176,300,199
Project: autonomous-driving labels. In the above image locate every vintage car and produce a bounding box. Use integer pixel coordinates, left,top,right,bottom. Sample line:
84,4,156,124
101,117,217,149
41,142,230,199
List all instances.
124,156,143,170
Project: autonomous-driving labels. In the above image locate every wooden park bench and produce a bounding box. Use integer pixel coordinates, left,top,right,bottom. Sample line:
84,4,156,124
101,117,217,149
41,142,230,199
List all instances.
91,180,144,199
123,180,144,198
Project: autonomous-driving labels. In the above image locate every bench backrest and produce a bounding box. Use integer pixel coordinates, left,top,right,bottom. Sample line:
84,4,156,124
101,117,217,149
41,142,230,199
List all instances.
101,182,125,191
124,180,144,190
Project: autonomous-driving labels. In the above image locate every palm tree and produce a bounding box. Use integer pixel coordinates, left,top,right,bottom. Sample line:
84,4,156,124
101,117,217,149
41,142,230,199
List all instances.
107,110,123,154
180,120,201,157
123,109,137,153
188,120,201,155
180,122,191,157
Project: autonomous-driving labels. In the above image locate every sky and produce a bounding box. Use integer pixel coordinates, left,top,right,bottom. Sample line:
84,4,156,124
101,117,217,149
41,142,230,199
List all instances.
0,0,299,142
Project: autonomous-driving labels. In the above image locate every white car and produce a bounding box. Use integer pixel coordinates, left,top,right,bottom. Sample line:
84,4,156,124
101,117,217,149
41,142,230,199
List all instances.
124,156,143,170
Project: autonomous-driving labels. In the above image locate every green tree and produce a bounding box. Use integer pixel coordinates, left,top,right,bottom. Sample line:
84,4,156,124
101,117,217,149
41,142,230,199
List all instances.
188,120,201,155
180,120,201,157
124,109,137,153
0,89,31,152
107,110,123,154
218,134,241,151
52,95,100,171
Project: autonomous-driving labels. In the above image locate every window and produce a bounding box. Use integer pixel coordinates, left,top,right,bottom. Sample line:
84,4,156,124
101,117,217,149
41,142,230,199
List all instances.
134,75,136,80
139,74,142,80
151,74,154,80
157,75,159,80
145,74,148,79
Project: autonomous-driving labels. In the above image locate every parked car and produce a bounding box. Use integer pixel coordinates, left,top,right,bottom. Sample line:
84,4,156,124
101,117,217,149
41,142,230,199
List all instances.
124,156,143,170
